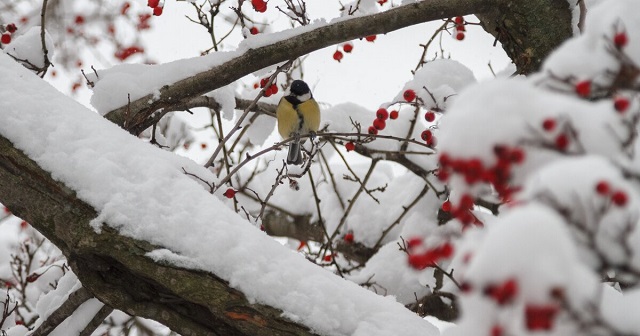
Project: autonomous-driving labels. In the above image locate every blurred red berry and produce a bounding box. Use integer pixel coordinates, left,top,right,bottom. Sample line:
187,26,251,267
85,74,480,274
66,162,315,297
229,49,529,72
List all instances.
1,33,10,44
614,32,628,49
441,200,452,212
575,80,591,97
344,232,354,243
6,23,17,33
611,190,628,206
595,180,610,195
74,15,85,25
555,134,569,150
525,304,558,331
614,96,630,113
542,118,556,131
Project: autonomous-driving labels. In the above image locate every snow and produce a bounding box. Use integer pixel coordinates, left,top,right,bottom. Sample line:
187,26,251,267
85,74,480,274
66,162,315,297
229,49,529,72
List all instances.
5,26,54,69
0,51,437,335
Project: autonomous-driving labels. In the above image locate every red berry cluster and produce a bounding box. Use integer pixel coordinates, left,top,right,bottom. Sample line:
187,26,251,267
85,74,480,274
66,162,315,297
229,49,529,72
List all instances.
453,16,465,41
406,238,454,270
1,23,17,44
252,0,268,13
440,194,481,227
256,77,278,97
484,278,518,305
368,107,390,135
114,46,144,61
540,117,573,151
594,180,628,206
333,43,354,62
148,0,164,16
439,146,525,201
223,188,236,199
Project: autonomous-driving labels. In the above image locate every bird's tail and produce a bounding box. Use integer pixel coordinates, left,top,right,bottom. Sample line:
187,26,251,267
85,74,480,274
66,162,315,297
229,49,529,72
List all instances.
287,139,303,165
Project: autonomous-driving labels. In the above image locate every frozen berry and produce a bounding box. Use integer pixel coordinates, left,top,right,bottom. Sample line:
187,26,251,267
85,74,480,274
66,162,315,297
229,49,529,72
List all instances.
575,80,591,97
333,50,343,62
223,188,236,199
345,141,355,152
403,89,416,102
424,111,436,122
376,108,389,120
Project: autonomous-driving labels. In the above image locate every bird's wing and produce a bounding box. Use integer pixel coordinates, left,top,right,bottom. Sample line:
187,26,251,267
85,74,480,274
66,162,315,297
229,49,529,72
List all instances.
276,97,299,138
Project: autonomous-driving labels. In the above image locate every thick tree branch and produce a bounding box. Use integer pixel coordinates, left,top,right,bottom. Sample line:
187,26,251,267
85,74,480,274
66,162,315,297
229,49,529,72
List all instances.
104,0,504,133
0,135,315,336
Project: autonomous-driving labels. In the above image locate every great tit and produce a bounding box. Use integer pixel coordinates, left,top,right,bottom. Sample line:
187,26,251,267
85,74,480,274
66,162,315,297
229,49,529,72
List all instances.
276,80,320,165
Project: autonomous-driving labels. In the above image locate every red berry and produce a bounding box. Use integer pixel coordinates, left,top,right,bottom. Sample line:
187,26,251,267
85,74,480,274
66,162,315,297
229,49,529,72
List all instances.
611,190,628,206
509,148,525,164
343,43,353,53
486,278,518,305
148,0,160,7
373,118,386,130
323,254,333,262
365,35,376,42
153,6,163,16
223,188,236,199
6,23,17,33
525,304,558,331
260,77,269,88
377,0,387,4
490,325,503,336
344,232,354,243
614,32,628,49
424,111,436,122
269,84,278,95
368,126,378,135
376,108,389,120
575,80,591,97
406,237,423,249
389,110,398,120
459,194,474,210
403,89,416,102
460,281,472,292
456,24,466,32
249,27,259,35
121,2,131,15
333,50,343,62
1,33,10,44
555,134,569,150
441,200,452,212
74,15,85,24
437,169,449,182
542,118,556,131
595,180,610,195
439,242,454,258
454,16,464,24
455,32,465,40
345,141,355,152
251,0,267,12
421,130,432,142
614,96,630,113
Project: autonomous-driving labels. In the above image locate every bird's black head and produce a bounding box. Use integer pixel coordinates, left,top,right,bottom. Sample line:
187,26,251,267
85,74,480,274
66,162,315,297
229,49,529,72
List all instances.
290,80,311,96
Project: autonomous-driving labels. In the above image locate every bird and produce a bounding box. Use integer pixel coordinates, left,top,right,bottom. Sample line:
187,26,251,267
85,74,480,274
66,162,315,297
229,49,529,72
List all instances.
276,80,320,165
